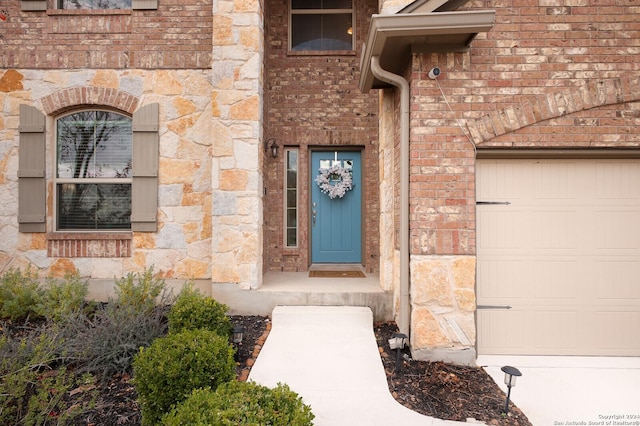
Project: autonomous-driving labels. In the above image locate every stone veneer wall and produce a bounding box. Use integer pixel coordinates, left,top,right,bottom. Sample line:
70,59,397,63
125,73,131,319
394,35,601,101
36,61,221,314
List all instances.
210,0,264,289
0,69,214,280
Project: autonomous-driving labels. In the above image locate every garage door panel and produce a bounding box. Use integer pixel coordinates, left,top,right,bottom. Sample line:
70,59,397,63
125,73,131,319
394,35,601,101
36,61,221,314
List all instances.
477,159,640,356
477,210,524,250
533,261,581,301
476,161,530,201
477,260,529,300
533,210,579,249
595,161,640,199
535,161,579,199
595,211,640,250
596,311,640,351
477,310,527,352
533,310,581,350
594,261,640,301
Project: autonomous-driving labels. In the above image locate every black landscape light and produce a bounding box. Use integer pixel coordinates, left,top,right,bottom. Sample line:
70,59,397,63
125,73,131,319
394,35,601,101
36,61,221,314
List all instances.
232,325,244,361
232,325,244,346
388,332,408,373
501,365,522,414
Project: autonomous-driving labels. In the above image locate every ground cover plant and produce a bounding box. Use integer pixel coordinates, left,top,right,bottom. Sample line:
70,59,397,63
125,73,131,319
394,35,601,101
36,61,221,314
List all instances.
0,267,309,426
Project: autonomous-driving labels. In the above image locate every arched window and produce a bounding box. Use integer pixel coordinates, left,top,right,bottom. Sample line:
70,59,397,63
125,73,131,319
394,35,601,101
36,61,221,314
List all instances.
55,110,132,230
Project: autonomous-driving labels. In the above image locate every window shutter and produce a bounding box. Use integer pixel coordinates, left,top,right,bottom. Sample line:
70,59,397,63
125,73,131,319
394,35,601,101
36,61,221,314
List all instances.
131,103,159,232
18,105,46,233
132,0,158,9
21,0,47,11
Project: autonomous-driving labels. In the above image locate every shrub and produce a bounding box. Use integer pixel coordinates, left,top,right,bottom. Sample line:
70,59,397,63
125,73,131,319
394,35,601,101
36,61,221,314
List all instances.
133,328,236,425
114,267,169,314
35,272,89,322
0,267,44,321
162,381,315,426
61,303,169,382
56,267,172,382
0,328,95,425
167,285,232,337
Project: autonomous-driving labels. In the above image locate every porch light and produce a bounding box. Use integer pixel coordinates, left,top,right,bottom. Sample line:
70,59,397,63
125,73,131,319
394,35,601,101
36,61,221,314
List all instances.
501,365,522,414
264,137,278,158
388,332,408,373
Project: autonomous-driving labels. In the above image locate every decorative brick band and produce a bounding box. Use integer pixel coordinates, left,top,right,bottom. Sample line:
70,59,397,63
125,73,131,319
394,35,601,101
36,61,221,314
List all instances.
467,75,640,145
47,233,132,258
41,87,139,116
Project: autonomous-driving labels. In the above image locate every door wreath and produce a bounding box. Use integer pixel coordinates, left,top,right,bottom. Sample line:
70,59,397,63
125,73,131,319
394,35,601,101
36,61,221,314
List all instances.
315,164,353,199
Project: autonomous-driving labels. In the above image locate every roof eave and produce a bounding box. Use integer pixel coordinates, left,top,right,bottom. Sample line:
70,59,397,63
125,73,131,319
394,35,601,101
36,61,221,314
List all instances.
359,10,496,93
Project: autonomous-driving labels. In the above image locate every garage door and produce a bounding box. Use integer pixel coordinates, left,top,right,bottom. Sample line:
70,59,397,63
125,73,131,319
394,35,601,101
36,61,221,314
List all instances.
477,159,640,356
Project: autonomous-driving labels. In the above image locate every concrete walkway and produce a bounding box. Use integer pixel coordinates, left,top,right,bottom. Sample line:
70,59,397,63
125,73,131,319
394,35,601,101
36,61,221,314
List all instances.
478,355,640,426
248,306,468,426
247,305,640,426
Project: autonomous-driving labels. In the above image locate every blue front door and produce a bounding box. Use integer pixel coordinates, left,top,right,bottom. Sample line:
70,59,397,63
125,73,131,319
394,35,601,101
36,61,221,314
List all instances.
311,151,362,263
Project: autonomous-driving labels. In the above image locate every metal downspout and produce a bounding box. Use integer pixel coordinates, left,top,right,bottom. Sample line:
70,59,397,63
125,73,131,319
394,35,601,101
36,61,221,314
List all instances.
370,56,410,336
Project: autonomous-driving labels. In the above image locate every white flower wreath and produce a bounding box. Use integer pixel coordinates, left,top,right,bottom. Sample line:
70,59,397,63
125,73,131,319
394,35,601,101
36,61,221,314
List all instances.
315,164,353,199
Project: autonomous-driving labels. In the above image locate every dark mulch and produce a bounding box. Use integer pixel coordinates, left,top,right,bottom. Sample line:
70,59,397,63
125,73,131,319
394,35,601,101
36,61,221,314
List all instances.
63,315,270,426
16,316,530,425
375,322,532,425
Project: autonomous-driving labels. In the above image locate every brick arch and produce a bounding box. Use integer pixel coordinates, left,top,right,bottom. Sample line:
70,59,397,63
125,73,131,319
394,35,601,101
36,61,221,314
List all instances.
467,75,640,145
40,87,139,116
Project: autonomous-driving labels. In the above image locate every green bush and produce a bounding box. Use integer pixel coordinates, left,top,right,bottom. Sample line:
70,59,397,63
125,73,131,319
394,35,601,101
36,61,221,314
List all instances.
0,267,44,321
35,272,89,322
167,285,232,337
133,328,236,425
162,381,315,426
114,267,169,314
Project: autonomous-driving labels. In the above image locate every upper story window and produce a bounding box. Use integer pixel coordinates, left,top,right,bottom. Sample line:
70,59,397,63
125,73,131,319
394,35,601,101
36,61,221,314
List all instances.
58,0,132,9
55,110,132,230
290,0,354,52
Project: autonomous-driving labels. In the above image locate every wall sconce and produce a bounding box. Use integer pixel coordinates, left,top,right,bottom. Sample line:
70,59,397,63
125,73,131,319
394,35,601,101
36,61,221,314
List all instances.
347,26,353,35
388,332,408,373
501,365,522,414
265,138,278,158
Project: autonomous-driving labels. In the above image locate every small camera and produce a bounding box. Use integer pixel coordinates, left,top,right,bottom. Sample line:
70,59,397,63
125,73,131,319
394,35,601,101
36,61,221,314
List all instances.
428,67,441,79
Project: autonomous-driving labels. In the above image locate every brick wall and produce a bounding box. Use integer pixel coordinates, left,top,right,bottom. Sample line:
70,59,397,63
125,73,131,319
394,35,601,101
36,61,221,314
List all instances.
263,0,381,272
408,0,640,257
0,0,212,69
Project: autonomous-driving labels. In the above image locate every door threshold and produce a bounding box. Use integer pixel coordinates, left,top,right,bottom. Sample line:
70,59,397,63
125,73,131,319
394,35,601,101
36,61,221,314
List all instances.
309,264,365,272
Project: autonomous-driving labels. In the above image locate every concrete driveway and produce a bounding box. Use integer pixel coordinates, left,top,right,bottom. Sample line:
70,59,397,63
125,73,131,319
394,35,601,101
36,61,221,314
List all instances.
477,356,640,426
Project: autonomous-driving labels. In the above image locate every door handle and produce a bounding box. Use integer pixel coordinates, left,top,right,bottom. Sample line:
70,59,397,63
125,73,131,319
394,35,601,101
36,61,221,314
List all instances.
312,202,317,226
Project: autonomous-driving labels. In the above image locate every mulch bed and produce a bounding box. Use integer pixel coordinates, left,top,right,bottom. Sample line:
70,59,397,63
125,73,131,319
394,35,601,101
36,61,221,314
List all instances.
375,322,532,425
32,316,529,425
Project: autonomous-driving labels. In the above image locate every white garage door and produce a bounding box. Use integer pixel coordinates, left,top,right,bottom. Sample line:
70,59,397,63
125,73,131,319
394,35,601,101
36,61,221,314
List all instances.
477,159,640,356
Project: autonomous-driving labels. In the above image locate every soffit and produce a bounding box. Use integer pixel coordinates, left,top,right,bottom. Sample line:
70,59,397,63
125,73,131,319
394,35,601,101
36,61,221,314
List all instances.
359,10,495,92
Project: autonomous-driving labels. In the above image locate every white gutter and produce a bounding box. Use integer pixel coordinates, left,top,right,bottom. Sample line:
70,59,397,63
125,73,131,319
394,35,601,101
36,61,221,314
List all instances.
370,56,410,336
